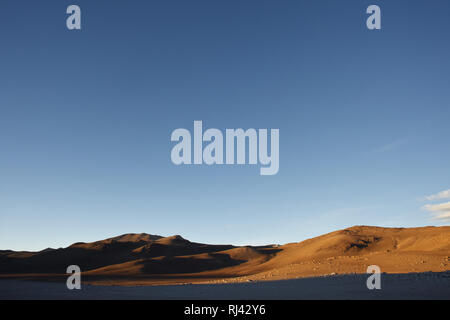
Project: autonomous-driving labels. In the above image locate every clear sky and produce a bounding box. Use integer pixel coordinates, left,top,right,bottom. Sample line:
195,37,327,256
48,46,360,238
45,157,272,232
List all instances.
1,0,449,251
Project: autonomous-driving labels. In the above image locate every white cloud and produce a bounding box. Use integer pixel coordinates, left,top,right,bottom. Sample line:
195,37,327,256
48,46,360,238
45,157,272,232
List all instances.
373,139,406,153
422,201,450,222
434,212,450,221
425,189,450,201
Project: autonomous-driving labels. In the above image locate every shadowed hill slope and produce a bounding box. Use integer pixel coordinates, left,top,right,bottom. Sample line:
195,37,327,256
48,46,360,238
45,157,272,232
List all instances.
0,233,236,274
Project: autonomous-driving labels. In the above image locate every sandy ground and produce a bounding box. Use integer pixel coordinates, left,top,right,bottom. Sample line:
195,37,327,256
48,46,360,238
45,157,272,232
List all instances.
1,272,449,300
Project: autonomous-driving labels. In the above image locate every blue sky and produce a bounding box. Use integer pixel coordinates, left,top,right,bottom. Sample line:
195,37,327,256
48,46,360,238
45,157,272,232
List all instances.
1,0,449,251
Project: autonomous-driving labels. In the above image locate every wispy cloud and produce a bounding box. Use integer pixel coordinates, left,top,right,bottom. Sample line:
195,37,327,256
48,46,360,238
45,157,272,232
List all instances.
373,139,406,154
425,189,450,201
422,201,450,222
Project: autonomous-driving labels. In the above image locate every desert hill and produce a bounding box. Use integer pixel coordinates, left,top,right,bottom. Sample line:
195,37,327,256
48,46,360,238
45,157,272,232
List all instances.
0,226,449,285
0,233,235,274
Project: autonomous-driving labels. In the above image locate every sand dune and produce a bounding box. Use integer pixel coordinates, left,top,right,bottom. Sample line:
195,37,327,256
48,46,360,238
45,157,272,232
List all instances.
0,226,448,285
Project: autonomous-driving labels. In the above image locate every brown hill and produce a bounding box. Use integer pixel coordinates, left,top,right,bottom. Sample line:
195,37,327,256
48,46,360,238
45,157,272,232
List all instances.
237,225,450,281
0,226,449,285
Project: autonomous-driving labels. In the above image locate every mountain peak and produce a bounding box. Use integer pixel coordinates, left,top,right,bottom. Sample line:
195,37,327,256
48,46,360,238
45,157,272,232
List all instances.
109,233,163,243
155,235,190,245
